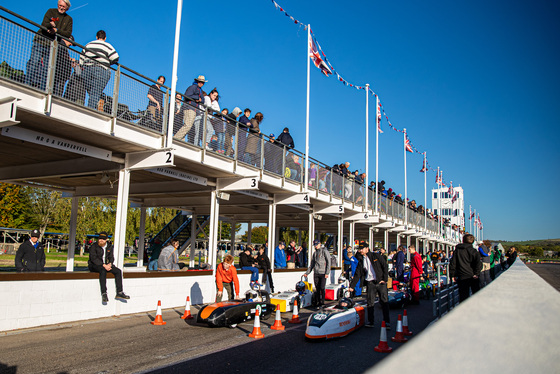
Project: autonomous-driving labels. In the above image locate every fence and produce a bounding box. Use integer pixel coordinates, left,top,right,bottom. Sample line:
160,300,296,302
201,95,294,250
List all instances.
432,261,459,318
0,6,458,237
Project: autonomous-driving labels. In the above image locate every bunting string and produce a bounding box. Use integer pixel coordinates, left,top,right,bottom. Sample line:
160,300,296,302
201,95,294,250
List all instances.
271,0,455,189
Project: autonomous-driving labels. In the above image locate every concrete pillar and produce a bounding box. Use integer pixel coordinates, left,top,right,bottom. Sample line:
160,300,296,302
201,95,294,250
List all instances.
230,220,236,255
208,190,219,272
66,196,79,272
406,235,411,261
396,233,401,249
268,201,276,269
384,229,389,251
190,212,197,268
349,221,355,250
137,206,146,267
308,212,315,261
113,168,131,271
337,216,344,263
368,227,374,247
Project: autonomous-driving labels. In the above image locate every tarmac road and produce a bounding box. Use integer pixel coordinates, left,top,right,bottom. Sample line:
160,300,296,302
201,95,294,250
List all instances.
0,295,436,374
526,262,560,291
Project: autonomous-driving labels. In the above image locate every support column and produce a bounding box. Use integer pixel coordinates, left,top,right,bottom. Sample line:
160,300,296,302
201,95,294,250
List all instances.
208,191,219,272
308,212,315,261
113,168,131,271
66,197,79,272
415,237,419,256
268,201,276,269
247,221,252,245
349,222,355,250
406,235,411,261
230,220,236,255
190,212,197,268
337,216,344,262
369,227,374,247
137,207,146,267
384,230,389,252
396,233,401,249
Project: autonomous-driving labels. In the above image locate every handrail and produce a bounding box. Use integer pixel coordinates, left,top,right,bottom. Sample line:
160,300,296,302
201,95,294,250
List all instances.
0,7,460,238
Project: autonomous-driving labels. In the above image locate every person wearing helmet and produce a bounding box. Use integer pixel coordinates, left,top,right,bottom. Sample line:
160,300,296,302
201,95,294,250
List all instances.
337,297,354,310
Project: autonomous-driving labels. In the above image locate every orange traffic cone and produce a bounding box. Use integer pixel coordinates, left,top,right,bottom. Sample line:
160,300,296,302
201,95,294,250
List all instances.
288,297,302,324
248,308,265,339
374,321,393,353
402,309,412,336
151,300,167,325
391,314,408,343
180,296,194,320
270,304,285,331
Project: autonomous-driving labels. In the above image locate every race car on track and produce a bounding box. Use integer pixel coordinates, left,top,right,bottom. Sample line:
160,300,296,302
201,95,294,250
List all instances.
197,286,275,328
270,276,313,312
305,296,366,340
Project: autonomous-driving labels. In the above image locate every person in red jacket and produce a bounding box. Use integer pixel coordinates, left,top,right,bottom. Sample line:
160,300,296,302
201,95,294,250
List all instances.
216,254,240,302
409,245,423,304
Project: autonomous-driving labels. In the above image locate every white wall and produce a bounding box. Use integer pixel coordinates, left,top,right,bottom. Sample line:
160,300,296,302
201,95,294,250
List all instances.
0,269,341,332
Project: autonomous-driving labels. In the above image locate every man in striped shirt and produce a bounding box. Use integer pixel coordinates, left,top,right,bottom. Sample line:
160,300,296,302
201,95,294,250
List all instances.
80,30,119,110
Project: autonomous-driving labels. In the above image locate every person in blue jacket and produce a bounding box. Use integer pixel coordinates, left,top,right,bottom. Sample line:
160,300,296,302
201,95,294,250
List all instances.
347,248,361,296
343,245,352,279
274,242,287,269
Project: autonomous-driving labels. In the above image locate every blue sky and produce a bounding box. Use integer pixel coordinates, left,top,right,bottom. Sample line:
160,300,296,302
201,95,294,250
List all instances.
7,0,560,241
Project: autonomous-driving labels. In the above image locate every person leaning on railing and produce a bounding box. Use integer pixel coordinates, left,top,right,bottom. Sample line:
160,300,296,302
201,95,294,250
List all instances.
80,30,119,110
25,0,73,90
146,75,165,124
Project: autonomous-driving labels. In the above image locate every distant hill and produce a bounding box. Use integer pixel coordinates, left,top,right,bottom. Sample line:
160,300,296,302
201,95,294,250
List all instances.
492,239,560,247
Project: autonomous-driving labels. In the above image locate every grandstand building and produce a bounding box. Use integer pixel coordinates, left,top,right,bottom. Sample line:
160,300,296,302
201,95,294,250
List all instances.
431,186,464,227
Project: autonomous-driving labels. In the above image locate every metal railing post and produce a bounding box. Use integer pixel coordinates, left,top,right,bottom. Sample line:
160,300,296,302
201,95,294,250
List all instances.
44,39,58,113
260,135,265,170
161,88,170,137
281,146,286,186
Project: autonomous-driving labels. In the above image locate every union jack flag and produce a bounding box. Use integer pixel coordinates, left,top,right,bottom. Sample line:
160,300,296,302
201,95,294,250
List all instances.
420,159,427,172
377,103,383,133
452,191,458,203
435,170,441,184
309,34,332,77
448,181,454,196
405,137,413,153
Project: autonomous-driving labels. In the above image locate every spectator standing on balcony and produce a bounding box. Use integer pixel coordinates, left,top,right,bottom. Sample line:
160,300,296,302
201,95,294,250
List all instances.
174,75,206,141
264,133,282,174
80,30,119,110
238,108,252,162
172,93,185,132
450,234,481,302
88,231,130,303
203,88,220,150
53,36,74,97
146,75,165,124
245,112,263,165
158,239,186,271
276,127,294,149
214,108,228,153
225,107,242,156
25,0,73,90
15,229,45,272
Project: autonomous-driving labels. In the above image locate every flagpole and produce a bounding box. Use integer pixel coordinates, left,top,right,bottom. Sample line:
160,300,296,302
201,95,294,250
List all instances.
424,152,427,232
365,84,369,213
469,205,472,234
403,129,408,228
437,168,441,237
375,94,379,215
304,24,311,191
165,0,183,148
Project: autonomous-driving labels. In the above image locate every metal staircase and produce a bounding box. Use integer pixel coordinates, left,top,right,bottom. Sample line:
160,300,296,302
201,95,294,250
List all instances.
148,212,210,252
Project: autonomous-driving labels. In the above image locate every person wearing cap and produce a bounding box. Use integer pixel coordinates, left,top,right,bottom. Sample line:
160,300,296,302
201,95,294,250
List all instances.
15,229,45,272
174,75,207,141
348,242,390,328
88,232,130,303
305,240,331,308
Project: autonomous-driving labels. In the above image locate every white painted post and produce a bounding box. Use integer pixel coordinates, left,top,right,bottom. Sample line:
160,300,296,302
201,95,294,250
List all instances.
66,196,78,272
137,207,146,267
113,168,131,271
